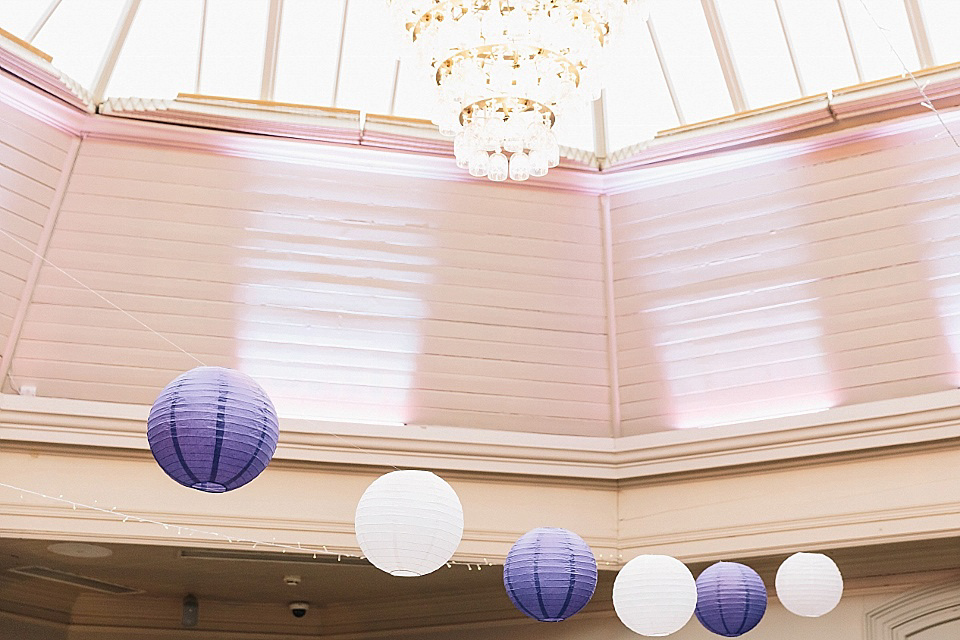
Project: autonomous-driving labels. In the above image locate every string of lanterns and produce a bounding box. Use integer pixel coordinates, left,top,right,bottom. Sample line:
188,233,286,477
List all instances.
141,365,846,636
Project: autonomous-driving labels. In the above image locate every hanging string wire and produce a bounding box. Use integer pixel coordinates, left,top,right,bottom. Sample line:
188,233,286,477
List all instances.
0,481,500,569
0,227,206,367
856,0,960,148
0,226,401,471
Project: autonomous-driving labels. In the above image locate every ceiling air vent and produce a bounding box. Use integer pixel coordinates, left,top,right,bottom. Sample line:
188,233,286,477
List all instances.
180,548,370,567
8,566,143,594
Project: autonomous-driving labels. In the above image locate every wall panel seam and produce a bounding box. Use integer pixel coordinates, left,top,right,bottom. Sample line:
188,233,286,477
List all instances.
599,194,622,438
0,135,83,390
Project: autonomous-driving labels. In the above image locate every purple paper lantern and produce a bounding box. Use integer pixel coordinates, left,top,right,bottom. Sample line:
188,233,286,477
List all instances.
695,562,767,637
503,527,598,622
147,367,279,493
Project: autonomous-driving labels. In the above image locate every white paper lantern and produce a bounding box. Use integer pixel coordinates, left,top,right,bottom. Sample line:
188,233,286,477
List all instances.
613,555,697,637
355,470,464,577
775,552,843,617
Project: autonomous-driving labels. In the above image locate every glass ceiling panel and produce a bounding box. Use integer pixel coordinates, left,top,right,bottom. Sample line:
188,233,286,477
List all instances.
715,0,800,109
106,0,203,99
604,24,680,151
649,0,733,124
839,0,919,79
392,58,438,118
1,0,49,40
273,0,345,107
777,0,860,95
0,0,944,158
334,0,397,113
198,0,270,99
920,0,960,65
553,102,596,151
32,0,127,87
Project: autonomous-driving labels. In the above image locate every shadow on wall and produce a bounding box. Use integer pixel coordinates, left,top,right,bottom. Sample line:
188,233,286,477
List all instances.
402,182,613,437
803,121,958,406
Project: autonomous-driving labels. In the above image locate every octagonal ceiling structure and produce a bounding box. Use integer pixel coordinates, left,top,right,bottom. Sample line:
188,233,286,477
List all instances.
2,0,960,462
3,0,960,159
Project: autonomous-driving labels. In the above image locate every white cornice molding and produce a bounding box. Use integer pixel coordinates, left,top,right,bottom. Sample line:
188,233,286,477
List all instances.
0,35,92,113
5,54,960,198
3,389,960,481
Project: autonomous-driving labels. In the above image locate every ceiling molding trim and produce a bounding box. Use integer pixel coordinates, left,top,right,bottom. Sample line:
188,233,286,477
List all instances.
600,64,960,193
619,502,960,564
3,389,960,481
6,54,960,198
0,67,86,135
0,34,93,113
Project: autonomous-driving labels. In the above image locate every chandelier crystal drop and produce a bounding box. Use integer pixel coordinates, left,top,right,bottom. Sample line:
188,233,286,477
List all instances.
389,0,650,181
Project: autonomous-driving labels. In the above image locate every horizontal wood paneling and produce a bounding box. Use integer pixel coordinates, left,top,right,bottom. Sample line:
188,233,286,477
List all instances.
16,138,610,436
0,100,68,370
613,119,960,434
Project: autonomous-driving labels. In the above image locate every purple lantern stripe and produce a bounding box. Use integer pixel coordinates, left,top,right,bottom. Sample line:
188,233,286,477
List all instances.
534,546,548,618
506,570,541,620
168,379,199,485
221,421,270,487
556,547,578,618
208,382,228,481
736,570,754,634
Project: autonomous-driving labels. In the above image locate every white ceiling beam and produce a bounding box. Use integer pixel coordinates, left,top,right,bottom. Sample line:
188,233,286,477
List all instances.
194,0,209,93
388,58,402,115
260,0,284,101
26,0,63,42
593,92,610,160
836,0,865,83
699,0,748,112
0,137,82,394
598,194,621,439
773,0,807,96
645,18,686,126
331,0,351,107
89,0,142,104
903,0,935,69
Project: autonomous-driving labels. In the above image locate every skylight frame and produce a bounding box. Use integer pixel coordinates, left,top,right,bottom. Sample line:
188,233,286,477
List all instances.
1,0,948,158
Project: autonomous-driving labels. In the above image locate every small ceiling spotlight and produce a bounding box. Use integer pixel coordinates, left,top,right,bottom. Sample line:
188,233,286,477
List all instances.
289,601,310,618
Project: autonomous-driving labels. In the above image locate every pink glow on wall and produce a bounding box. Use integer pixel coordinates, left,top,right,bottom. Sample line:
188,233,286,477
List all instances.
636,201,836,429
921,205,960,386
232,190,432,426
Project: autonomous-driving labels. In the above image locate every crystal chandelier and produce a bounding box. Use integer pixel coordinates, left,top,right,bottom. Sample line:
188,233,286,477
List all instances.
388,0,650,181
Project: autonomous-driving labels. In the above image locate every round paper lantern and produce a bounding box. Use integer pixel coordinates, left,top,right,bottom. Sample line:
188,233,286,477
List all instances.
147,366,279,493
695,562,767,637
503,527,597,622
355,470,463,577
775,552,843,617
613,554,697,636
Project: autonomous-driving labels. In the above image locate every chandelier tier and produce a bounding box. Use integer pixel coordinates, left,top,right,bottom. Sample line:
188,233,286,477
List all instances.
389,0,650,181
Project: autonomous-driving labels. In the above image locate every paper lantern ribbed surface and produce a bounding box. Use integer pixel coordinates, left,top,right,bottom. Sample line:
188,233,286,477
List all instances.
503,527,597,622
613,554,697,637
355,470,463,577
147,366,279,493
695,562,767,637
775,552,843,617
